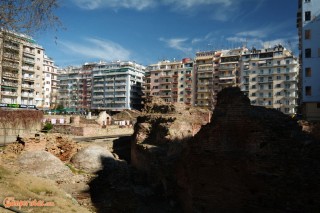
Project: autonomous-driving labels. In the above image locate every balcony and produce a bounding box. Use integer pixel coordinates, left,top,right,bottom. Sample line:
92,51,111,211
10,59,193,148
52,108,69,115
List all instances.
3,63,19,70
22,66,35,72
2,72,18,79
1,91,18,96
23,58,35,65
4,43,19,51
160,81,171,85
198,75,212,79
3,53,20,61
219,74,235,80
23,50,35,56
22,77,35,82
21,84,34,89
160,88,171,91
2,81,18,88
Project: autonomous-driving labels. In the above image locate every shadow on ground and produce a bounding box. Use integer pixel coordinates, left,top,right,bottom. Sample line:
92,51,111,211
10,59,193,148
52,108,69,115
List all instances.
88,154,182,213
112,136,132,163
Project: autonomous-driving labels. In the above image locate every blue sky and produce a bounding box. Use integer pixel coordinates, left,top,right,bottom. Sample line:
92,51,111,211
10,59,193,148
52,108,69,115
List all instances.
35,0,298,67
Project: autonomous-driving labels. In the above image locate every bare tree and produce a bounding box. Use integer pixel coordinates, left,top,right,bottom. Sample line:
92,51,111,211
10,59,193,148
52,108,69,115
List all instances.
0,0,60,35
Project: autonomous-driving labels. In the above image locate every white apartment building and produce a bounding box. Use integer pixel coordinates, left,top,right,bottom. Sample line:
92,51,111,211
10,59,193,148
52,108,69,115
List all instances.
91,61,145,111
297,0,320,120
43,55,58,110
0,31,57,109
240,45,299,115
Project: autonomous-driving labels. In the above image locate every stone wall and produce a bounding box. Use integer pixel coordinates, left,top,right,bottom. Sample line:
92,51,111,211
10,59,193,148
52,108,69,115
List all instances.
131,87,320,212
0,110,42,137
176,87,320,212
131,100,211,202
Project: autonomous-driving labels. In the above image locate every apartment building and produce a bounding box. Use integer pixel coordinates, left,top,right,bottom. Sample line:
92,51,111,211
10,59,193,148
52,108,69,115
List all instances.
297,0,320,120
57,63,93,113
0,31,57,109
240,45,299,115
218,48,242,89
91,61,145,111
43,55,58,110
194,51,216,109
143,59,193,105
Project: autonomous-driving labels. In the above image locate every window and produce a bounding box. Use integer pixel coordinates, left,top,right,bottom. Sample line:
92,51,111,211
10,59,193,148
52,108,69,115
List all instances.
305,11,311,21
305,0,311,3
305,48,311,58
286,60,290,65
306,86,312,96
251,93,256,97
251,77,256,82
277,61,281,65
305,29,311,39
252,85,256,89
276,76,281,80
305,67,312,77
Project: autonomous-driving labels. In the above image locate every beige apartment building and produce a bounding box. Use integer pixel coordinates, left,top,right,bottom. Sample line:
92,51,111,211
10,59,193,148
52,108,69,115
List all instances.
194,51,217,109
240,45,299,115
143,59,193,105
0,31,57,109
218,48,242,89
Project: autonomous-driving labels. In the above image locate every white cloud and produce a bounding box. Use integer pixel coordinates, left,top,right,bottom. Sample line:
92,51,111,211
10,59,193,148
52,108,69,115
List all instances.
159,37,192,53
71,0,155,10
59,37,131,61
71,0,241,11
236,30,268,39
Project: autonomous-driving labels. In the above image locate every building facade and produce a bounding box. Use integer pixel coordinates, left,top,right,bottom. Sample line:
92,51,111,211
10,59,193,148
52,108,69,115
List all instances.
91,61,145,111
143,59,193,105
297,0,320,120
57,63,93,113
240,45,299,115
0,31,57,109
43,55,58,110
194,51,216,109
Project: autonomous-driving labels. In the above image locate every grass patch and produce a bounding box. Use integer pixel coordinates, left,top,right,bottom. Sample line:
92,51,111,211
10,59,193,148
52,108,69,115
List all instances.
66,163,86,174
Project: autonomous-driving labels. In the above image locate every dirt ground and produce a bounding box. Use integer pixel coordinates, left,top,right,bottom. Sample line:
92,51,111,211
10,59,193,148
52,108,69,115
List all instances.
0,133,123,213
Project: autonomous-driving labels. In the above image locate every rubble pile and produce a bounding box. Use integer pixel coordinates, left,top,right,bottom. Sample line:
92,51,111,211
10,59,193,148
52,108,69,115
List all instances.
45,134,80,162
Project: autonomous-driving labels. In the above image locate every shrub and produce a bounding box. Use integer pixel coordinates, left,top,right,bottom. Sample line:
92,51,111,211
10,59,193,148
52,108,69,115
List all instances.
42,122,53,132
